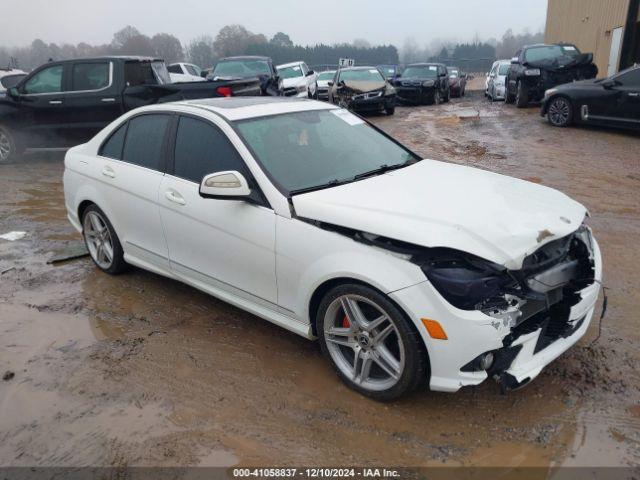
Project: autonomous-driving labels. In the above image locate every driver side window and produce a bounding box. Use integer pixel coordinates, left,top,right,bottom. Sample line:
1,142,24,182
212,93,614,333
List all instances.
23,65,63,94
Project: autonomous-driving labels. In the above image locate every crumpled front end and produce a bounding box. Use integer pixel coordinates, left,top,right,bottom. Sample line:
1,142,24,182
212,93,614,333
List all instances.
389,225,602,393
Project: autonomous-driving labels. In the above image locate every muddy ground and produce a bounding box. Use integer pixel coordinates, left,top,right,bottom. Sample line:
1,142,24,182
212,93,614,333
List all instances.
1,84,639,471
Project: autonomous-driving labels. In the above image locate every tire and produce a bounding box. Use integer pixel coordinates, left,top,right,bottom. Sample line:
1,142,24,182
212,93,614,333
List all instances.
385,100,395,115
505,79,515,104
317,283,428,401
0,126,22,164
431,90,441,105
547,96,573,127
515,80,529,108
82,204,128,275
443,88,450,103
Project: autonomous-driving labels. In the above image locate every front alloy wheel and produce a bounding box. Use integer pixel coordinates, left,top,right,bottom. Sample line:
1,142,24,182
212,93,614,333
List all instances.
547,96,573,127
318,284,427,400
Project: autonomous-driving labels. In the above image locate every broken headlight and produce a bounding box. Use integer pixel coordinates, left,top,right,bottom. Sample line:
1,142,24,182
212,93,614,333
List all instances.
419,250,516,310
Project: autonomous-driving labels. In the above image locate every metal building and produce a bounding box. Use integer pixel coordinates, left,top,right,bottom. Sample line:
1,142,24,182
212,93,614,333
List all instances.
545,0,640,77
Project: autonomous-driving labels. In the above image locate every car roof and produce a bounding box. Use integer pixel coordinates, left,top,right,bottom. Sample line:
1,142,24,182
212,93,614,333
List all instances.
174,96,337,121
218,56,270,62
406,63,444,67
338,66,378,71
277,61,305,69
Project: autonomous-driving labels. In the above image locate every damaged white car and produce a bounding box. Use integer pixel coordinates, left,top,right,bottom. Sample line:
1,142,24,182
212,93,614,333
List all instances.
63,97,603,400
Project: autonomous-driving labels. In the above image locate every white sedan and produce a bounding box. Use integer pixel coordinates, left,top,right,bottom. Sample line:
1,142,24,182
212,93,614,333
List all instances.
276,61,317,98
167,62,205,83
63,97,602,400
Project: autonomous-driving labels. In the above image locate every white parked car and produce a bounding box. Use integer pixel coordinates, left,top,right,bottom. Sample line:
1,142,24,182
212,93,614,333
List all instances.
167,62,205,83
484,61,499,97
276,61,317,97
63,97,602,400
316,70,336,101
487,60,511,101
0,68,27,97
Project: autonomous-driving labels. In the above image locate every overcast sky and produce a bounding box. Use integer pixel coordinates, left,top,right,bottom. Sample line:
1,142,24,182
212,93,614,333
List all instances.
0,0,547,48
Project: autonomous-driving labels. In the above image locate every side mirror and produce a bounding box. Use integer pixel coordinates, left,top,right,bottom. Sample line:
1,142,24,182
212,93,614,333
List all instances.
511,57,519,64
7,87,19,98
199,171,251,199
306,70,315,76
327,81,334,87
602,79,617,89
395,73,401,78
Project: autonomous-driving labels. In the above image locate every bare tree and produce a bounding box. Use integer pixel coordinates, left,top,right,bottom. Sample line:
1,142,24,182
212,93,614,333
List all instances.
151,33,183,63
213,24,267,58
186,36,216,68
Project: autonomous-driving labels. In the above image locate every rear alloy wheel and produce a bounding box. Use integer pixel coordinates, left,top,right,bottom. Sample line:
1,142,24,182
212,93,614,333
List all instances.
318,284,427,400
0,127,20,164
82,205,128,275
547,96,573,127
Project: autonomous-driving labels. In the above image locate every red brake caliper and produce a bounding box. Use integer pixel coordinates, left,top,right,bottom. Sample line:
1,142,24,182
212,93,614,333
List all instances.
342,315,351,329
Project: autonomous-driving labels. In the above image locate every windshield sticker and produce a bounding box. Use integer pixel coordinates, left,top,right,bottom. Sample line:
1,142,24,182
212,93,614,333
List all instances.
429,66,437,71
331,109,365,126
562,46,576,51
292,66,301,71
368,69,378,74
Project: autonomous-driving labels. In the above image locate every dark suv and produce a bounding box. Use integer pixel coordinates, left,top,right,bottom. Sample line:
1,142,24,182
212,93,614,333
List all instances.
208,56,283,96
393,63,450,105
505,43,598,108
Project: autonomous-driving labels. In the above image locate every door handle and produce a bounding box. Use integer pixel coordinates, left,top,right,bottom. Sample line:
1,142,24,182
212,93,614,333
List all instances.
49,100,62,105
101,98,116,102
102,166,115,178
165,190,186,205
628,92,639,97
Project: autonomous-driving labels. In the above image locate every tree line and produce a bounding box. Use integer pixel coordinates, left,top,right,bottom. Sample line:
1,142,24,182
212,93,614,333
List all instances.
0,24,398,71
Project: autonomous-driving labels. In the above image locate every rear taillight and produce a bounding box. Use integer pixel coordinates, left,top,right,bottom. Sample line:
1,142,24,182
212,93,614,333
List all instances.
216,86,233,97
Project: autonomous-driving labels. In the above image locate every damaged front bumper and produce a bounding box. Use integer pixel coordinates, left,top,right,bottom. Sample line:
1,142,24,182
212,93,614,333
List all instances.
389,234,602,393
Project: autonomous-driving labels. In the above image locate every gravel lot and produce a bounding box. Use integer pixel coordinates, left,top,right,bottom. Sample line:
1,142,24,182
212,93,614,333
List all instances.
1,83,639,468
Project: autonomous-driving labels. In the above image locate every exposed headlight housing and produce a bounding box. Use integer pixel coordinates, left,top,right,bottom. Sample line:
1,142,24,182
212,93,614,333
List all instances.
422,80,435,87
419,249,516,310
524,68,541,76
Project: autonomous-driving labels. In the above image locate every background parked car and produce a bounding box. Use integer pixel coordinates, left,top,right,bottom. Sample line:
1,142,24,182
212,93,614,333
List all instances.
487,60,510,101
208,55,283,96
541,64,640,130
447,67,467,97
328,66,396,115
167,62,205,83
0,56,262,162
0,68,27,98
505,43,598,108
276,61,318,97
316,70,336,101
392,63,450,105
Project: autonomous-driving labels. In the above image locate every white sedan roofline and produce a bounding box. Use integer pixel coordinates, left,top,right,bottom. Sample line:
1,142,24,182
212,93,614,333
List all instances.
176,98,338,121
276,61,305,69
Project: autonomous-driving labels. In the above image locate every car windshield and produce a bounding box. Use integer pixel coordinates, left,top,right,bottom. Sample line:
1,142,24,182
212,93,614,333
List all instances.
380,67,395,78
339,69,384,82
524,45,581,63
277,65,304,79
213,60,271,77
402,66,438,78
498,64,510,75
235,109,419,194
151,61,171,84
317,71,335,81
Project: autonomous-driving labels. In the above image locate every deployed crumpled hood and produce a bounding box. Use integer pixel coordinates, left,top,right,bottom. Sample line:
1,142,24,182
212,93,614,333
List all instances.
292,160,586,269
341,80,386,93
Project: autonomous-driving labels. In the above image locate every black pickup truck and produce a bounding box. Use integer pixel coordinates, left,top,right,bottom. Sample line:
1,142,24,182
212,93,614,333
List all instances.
0,56,262,162
505,43,598,108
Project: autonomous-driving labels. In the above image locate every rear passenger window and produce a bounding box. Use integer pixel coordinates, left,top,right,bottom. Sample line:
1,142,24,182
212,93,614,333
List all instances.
173,116,247,183
72,62,110,91
122,114,171,171
99,123,127,159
